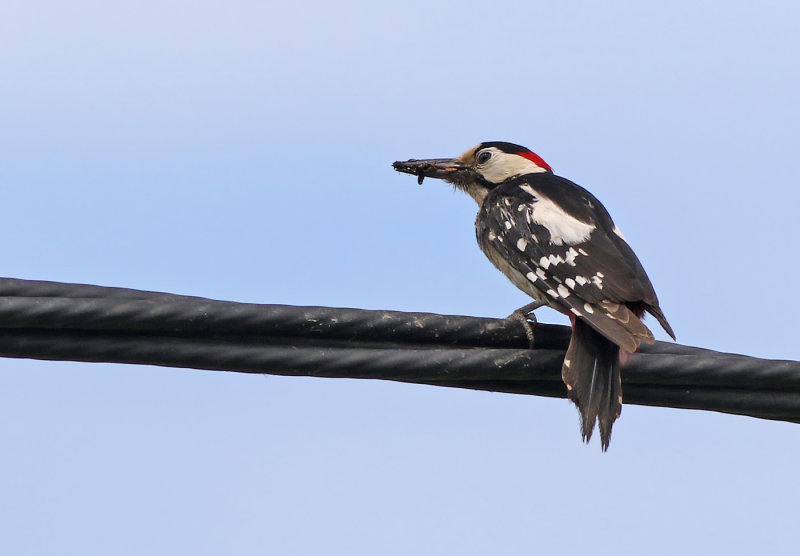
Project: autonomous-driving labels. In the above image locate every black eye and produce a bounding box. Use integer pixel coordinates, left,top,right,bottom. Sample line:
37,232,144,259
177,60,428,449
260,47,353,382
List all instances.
477,151,492,164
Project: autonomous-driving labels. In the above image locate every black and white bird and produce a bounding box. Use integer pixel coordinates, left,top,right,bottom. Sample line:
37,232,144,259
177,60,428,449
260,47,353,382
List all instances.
393,141,674,450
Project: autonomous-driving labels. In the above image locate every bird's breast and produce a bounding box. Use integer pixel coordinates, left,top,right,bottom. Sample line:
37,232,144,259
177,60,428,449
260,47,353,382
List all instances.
476,226,551,306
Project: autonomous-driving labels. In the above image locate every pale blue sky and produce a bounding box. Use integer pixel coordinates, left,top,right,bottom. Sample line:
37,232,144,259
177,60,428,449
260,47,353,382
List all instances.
2,1,799,554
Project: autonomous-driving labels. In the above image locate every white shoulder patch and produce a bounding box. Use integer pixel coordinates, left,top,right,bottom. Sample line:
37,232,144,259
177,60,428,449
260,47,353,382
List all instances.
526,190,595,246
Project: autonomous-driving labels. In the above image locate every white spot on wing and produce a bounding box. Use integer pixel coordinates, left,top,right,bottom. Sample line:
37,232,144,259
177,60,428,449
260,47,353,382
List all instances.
570,307,581,316
575,276,588,285
524,208,533,224
564,247,579,266
504,221,512,230
584,303,594,314
516,238,528,251
539,256,550,269
546,289,559,299
548,254,564,266
536,268,547,280
565,278,576,289
578,248,589,256
557,284,570,298
526,271,537,282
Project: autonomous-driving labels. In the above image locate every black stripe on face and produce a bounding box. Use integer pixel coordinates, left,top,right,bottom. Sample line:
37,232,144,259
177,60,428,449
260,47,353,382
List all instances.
475,174,500,189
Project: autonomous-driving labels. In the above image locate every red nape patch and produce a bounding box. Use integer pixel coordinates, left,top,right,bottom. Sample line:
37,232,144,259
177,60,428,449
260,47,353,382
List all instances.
517,151,552,171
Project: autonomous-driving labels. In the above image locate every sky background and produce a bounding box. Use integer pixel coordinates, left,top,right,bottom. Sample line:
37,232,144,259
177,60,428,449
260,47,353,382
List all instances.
1,1,799,554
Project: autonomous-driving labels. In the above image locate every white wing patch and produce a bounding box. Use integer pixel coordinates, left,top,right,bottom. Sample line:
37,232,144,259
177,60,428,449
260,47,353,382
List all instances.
519,185,595,246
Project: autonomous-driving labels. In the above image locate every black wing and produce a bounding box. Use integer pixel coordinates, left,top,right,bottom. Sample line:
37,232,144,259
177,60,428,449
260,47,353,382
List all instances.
477,173,674,350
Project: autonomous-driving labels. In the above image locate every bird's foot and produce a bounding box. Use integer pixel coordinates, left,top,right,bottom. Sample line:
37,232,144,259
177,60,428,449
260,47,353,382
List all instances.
506,301,544,348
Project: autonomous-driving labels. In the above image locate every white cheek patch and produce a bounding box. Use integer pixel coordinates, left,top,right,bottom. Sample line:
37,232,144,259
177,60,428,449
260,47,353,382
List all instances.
479,150,547,183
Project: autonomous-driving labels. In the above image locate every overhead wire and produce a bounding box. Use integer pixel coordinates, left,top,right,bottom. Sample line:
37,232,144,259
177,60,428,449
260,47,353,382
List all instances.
0,277,797,424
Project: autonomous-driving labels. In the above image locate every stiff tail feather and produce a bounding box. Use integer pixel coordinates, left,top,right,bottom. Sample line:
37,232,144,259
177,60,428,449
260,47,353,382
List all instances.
562,319,622,450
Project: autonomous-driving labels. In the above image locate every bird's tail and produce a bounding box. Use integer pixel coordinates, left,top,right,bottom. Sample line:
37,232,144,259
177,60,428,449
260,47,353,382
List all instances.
562,319,621,451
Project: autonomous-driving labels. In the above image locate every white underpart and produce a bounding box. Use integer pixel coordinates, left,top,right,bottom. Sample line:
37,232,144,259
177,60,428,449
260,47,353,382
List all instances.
475,148,547,183
519,185,595,246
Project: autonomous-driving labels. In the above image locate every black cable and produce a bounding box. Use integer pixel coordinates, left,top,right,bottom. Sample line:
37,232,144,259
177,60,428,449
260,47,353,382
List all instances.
0,277,797,425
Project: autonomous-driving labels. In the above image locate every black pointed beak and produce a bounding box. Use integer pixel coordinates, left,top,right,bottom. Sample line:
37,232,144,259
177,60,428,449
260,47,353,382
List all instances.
392,158,470,185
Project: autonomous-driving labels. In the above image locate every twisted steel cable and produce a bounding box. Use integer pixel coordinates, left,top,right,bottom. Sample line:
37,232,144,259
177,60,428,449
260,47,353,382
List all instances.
0,277,798,424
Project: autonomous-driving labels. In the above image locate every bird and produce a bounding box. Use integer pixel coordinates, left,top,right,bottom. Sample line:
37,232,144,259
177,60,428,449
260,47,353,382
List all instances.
393,141,674,450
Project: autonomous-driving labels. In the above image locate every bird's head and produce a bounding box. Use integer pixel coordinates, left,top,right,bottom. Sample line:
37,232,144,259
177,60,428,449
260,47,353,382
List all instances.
393,141,551,204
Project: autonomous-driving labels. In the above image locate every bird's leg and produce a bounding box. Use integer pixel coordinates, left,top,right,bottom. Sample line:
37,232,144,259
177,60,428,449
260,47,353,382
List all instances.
506,301,545,348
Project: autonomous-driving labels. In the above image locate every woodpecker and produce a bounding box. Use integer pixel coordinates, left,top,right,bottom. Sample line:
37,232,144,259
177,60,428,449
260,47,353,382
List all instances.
393,141,674,450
